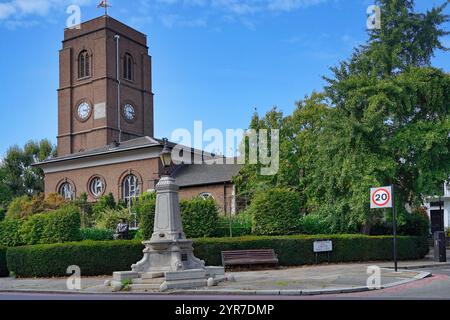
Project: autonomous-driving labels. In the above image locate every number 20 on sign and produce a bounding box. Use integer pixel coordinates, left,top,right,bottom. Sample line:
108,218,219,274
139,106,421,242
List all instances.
370,186,393,209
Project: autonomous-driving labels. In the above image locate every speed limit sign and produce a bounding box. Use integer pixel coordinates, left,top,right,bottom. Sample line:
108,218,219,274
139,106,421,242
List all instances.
370,186,393,209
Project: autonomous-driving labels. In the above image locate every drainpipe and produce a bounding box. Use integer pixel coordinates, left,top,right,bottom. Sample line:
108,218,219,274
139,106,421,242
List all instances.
114,34,122,143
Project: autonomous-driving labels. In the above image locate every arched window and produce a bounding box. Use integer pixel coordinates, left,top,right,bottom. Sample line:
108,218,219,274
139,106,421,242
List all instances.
199,192,214,200
122,174,140,205
89,176,105,198
59,182,75,201
123,53,133,80
78,50,90,79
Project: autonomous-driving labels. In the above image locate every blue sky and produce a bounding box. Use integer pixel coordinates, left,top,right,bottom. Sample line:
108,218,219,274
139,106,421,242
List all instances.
0,0,448,157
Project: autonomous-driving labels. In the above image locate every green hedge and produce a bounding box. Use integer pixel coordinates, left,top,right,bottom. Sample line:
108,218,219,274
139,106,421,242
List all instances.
0,218,24,247
181,197,219,238
0,246,8,277
81,229,114,241
251,188,302,236
212,214,253,237
194,235,429,266
6,241,144,278
6,235,428,278
134,192,156,240
0,205,81,247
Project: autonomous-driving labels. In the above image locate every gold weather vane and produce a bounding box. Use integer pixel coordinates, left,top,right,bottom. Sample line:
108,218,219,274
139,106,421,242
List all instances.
97,0,111,16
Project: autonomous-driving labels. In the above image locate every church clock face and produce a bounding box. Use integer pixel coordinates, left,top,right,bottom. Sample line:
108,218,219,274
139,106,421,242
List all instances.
123,104,136,121
77,102,91,121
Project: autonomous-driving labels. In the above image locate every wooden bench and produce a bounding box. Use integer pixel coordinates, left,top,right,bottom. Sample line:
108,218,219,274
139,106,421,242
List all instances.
221,249,279,269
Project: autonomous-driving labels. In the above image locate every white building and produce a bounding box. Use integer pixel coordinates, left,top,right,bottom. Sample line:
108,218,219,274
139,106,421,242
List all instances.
424,182,450,233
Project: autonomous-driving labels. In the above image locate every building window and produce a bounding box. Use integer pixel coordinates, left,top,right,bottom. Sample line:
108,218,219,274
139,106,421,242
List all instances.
122,174,140,205
78,50,90,79
59,182,75,201
199,192,214,200
123,53,133,80
89,176,105,198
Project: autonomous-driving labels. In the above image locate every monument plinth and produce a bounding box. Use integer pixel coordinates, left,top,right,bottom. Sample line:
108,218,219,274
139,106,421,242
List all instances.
111,140,226,292
131,175,206,274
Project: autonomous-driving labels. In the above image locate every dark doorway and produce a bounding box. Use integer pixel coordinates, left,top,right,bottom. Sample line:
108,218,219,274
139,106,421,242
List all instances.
430,210,444,234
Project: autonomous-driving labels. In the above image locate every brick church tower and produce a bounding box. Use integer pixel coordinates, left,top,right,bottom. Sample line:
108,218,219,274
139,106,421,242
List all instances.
57,15,154,156
36,14,239,214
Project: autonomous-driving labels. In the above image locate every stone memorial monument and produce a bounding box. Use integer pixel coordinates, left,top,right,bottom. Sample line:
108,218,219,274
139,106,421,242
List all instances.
111,140,227,291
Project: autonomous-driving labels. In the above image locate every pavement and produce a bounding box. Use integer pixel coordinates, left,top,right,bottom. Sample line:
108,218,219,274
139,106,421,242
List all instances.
0,248,448,298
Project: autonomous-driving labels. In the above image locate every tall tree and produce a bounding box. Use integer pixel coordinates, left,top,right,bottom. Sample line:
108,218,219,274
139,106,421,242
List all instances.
312,0,450,232
1,139,56,202
235,0,449,233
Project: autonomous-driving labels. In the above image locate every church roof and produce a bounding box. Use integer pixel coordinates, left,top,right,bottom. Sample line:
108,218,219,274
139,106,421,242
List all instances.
173,162,242,187
37,136,161,165
35,136,243,187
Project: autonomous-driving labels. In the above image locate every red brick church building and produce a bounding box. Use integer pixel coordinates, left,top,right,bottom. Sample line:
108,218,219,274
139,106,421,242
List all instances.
36,15,241,214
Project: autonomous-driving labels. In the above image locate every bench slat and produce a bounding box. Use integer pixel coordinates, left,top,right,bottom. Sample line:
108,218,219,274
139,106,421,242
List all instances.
221,249,279,268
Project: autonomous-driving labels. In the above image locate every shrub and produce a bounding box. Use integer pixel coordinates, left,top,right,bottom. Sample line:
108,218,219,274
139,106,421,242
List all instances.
81,228,114,241
92,193,117,217
180,197,219,238
212,213,253,237
298,214,332,234
398,208,430,237
6,194,65,220
0,218,24,247
0,246,8,277
20,204,82,245
6,196,30,219
6,235,428,278
372,208,431,237
74,193,94,228
251,188,302,236
0,206,6,221
133,192,156,240
95,207,130,230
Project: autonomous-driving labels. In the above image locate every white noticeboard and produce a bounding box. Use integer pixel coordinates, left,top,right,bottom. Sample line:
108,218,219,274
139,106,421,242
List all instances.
313,240,333,253
370,186,393,209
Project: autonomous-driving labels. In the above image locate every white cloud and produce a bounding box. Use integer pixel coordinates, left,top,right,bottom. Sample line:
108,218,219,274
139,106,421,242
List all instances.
143,0,328,14
138,0,329,29
160,14,207,28
268,0,327,11
0,0,93,21
0,3,16,20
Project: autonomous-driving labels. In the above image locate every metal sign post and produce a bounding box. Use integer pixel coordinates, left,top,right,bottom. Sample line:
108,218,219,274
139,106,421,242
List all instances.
391,185,398,272
370,185,397,272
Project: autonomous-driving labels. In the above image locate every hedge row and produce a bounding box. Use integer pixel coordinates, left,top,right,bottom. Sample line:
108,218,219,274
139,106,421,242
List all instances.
6,241,144,278
5,235,428,278
0,205,81,247
0,246,7,277
194,235,429,266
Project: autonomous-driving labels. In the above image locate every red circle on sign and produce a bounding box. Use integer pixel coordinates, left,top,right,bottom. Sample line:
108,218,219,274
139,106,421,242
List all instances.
372,188,391,207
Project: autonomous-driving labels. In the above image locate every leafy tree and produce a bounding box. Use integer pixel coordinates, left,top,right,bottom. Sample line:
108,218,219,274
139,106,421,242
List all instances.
0,139,56,203
314,0,450,232
235,0,450,234
233,107,284,206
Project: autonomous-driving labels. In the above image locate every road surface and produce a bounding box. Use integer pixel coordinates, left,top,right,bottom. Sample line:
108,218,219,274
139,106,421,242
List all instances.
0,265,449,300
